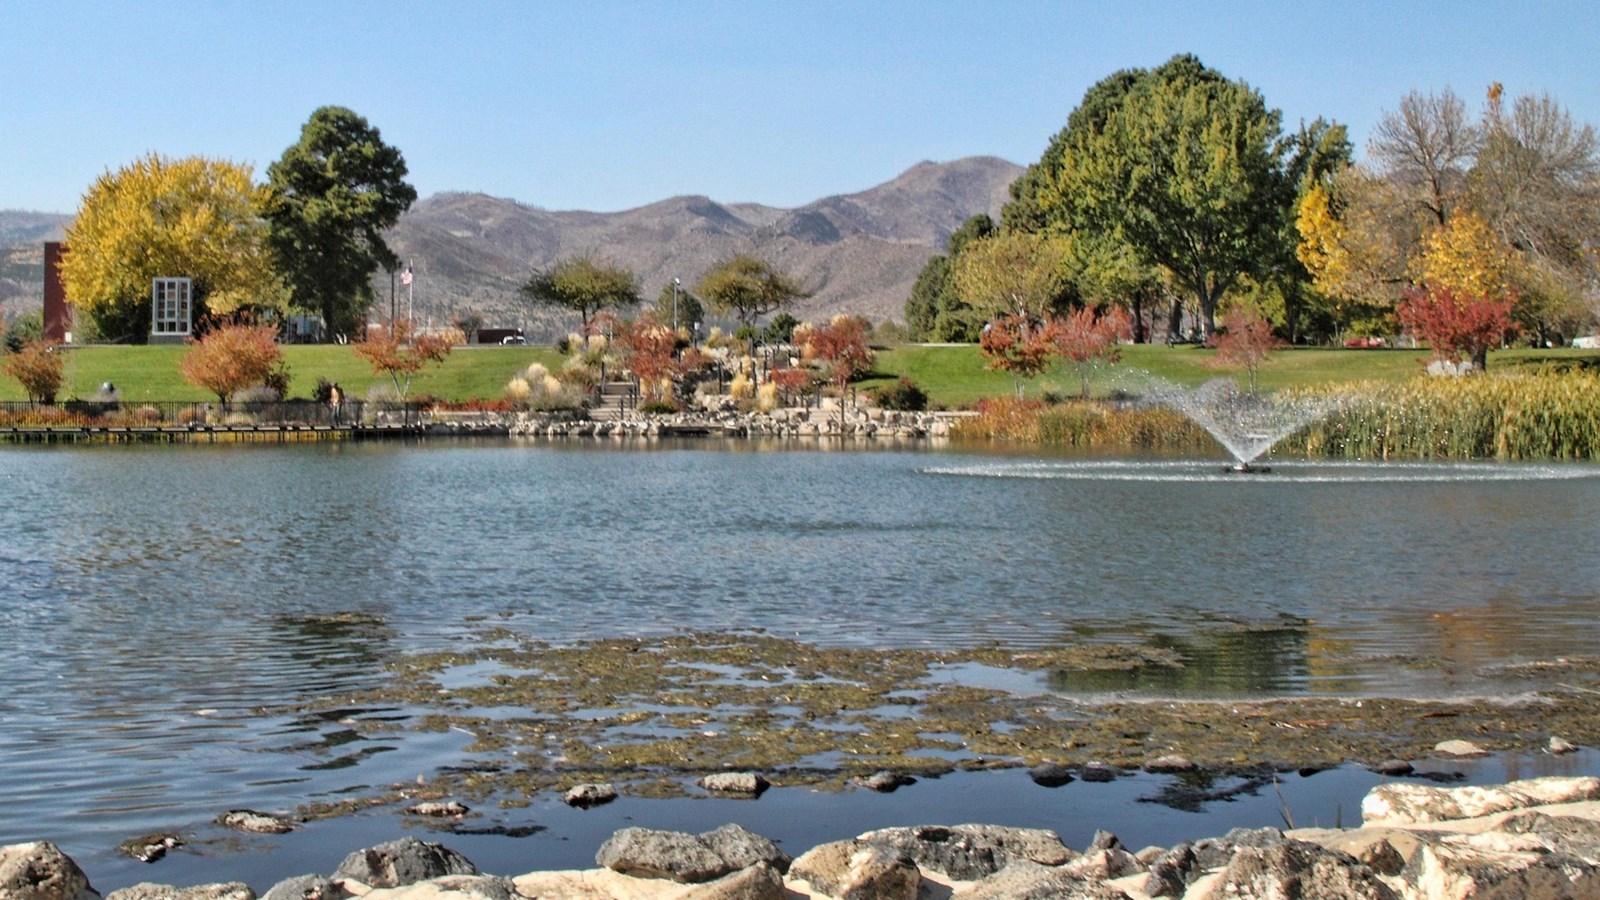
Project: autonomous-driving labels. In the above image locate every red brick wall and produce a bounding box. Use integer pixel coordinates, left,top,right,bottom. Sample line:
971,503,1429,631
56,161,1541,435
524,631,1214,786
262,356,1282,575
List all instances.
43,242,71,342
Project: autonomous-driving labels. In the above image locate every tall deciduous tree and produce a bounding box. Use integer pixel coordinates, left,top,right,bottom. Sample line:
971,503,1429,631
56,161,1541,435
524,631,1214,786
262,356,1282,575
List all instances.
1369,89,1479,229
265,106,416,342
950,230,1073,323
1473,86,1600,338
61,154,281,343
905,214,995,342
1043,55,1293,338
695,254,808,329
521,255,642,333
180,320,288,404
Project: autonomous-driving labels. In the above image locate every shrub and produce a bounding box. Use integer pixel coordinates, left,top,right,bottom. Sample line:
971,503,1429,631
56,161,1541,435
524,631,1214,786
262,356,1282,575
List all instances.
230,385,282,405
2,340,65,404
872,377,928,411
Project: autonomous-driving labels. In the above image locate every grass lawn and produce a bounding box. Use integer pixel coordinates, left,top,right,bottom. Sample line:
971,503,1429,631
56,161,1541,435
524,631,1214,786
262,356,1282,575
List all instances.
859,343,1600,408
8,341,1599,407
1,344,566,403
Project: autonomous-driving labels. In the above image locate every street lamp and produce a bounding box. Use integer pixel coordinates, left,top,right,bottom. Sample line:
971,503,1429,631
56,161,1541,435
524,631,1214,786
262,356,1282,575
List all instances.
672,277,681,332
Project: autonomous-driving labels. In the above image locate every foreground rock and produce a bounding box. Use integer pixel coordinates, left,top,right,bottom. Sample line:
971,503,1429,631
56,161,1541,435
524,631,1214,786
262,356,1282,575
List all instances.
852,824,1073,880
332,837,478,888
24,776,1600,900
106,885,253,900
0,842,99,900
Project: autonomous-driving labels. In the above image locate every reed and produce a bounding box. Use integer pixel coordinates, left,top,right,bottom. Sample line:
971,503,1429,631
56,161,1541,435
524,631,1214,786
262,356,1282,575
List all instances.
1296,372,1600,460
956,373,1600,461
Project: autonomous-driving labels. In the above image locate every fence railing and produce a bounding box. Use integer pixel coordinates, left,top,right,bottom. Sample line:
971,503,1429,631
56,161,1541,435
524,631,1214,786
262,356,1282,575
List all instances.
0,399,427,429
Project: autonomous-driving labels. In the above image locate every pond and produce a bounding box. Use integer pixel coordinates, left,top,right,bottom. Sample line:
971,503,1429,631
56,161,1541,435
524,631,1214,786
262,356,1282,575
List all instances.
3,439,1599,889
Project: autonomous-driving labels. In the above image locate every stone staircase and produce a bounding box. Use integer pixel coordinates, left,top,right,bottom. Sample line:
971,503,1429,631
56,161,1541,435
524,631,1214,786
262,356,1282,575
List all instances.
588,381,637,422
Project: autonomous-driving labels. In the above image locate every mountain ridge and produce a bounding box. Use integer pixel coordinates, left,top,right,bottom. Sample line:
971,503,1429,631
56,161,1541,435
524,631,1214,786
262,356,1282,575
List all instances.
0,156,1022,332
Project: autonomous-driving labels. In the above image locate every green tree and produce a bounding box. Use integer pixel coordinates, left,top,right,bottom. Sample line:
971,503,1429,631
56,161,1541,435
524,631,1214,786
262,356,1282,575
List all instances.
1041,55,1295,338
1003,68,1145,234
265,106,416,341
905,214,995,341
695,254,808,328
521,254,642,332
3,311,44,353
654,280,704,333
61,154,282,343
950,230,1073,323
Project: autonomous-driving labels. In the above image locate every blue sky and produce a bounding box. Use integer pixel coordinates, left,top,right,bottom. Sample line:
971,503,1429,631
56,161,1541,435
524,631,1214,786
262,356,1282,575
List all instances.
3,1,1597,214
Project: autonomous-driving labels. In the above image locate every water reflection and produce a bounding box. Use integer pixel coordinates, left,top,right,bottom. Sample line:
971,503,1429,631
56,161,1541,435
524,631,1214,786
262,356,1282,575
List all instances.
1049,624,1316,696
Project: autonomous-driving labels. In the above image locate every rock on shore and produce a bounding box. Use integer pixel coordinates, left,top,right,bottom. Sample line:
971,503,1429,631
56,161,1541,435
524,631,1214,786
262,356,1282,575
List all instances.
11,777,1600,900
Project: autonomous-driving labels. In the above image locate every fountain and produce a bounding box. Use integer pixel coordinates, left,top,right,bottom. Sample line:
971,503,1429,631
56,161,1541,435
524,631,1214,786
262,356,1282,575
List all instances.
1135,377,1344,473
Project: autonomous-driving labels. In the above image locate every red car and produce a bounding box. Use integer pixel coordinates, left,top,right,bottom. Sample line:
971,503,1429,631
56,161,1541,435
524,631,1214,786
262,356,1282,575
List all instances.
1343,336,1387,349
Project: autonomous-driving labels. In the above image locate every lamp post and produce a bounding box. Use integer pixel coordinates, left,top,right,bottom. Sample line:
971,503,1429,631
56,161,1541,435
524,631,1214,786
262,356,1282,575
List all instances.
672,277,681,332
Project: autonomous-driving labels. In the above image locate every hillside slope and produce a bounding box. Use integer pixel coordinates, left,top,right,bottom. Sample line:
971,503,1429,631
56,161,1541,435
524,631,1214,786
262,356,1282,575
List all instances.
0,157,1021,334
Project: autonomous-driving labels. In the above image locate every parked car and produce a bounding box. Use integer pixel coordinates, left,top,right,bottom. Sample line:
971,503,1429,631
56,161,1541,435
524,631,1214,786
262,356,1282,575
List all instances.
1572,335,1600,349
501,335,527,345
1343,336,1387,349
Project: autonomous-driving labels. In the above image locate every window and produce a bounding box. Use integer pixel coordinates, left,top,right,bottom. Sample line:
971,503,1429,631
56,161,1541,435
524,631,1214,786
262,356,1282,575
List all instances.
151,277,192,336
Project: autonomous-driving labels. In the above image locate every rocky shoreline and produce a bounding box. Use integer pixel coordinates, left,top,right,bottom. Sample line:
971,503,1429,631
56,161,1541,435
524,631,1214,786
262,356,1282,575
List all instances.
11,776,1600,899
412,407,964,439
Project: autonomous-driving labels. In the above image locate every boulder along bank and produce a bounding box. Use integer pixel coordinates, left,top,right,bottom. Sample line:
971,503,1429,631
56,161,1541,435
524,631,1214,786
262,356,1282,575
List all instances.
13,776,1600,899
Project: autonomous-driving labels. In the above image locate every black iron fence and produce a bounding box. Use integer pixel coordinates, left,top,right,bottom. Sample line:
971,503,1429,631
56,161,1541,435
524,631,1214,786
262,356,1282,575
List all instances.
0,399,428,429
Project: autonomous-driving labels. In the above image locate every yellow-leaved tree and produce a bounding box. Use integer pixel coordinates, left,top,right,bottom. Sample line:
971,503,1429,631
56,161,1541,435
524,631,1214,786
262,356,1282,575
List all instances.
62,154,284,343
1293,168,1413,336
1415,208,1519,301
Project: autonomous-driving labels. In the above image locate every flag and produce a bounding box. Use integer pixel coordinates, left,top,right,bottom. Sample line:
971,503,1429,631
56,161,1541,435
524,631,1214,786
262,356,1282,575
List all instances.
400,267,414,286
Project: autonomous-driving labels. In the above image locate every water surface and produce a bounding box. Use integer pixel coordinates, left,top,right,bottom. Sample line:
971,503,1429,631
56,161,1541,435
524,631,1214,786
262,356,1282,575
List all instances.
3,440,1598,887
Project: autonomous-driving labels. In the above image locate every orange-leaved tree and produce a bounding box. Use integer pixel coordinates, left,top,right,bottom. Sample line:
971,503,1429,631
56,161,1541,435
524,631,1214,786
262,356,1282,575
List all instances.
980,314,1054,397
180,320,287,404
615,312,699,408
1047,306,1131,399
355,318,452,401
2,340,65,405
1205,303,1283,393
799,315,874,429
1397,285,1516,373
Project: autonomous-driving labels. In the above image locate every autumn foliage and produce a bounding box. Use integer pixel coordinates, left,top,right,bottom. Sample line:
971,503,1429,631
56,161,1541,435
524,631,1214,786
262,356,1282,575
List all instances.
2,341,65,404
615,312,704,407
1047,307,1131,399
1206,304,1283,392
799,315,875,404
355,318,452,400
981,308,1129,397
180,321,287,404
979,315,1054,390
1397,285,1516,372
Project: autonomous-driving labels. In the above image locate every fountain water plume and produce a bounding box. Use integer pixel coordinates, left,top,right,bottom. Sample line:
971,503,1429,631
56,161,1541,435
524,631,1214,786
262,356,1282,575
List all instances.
1133,377,1344,472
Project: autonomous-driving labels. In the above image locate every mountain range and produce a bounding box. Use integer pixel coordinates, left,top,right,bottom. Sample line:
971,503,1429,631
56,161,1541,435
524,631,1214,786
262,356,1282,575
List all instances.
0,156,1022,334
